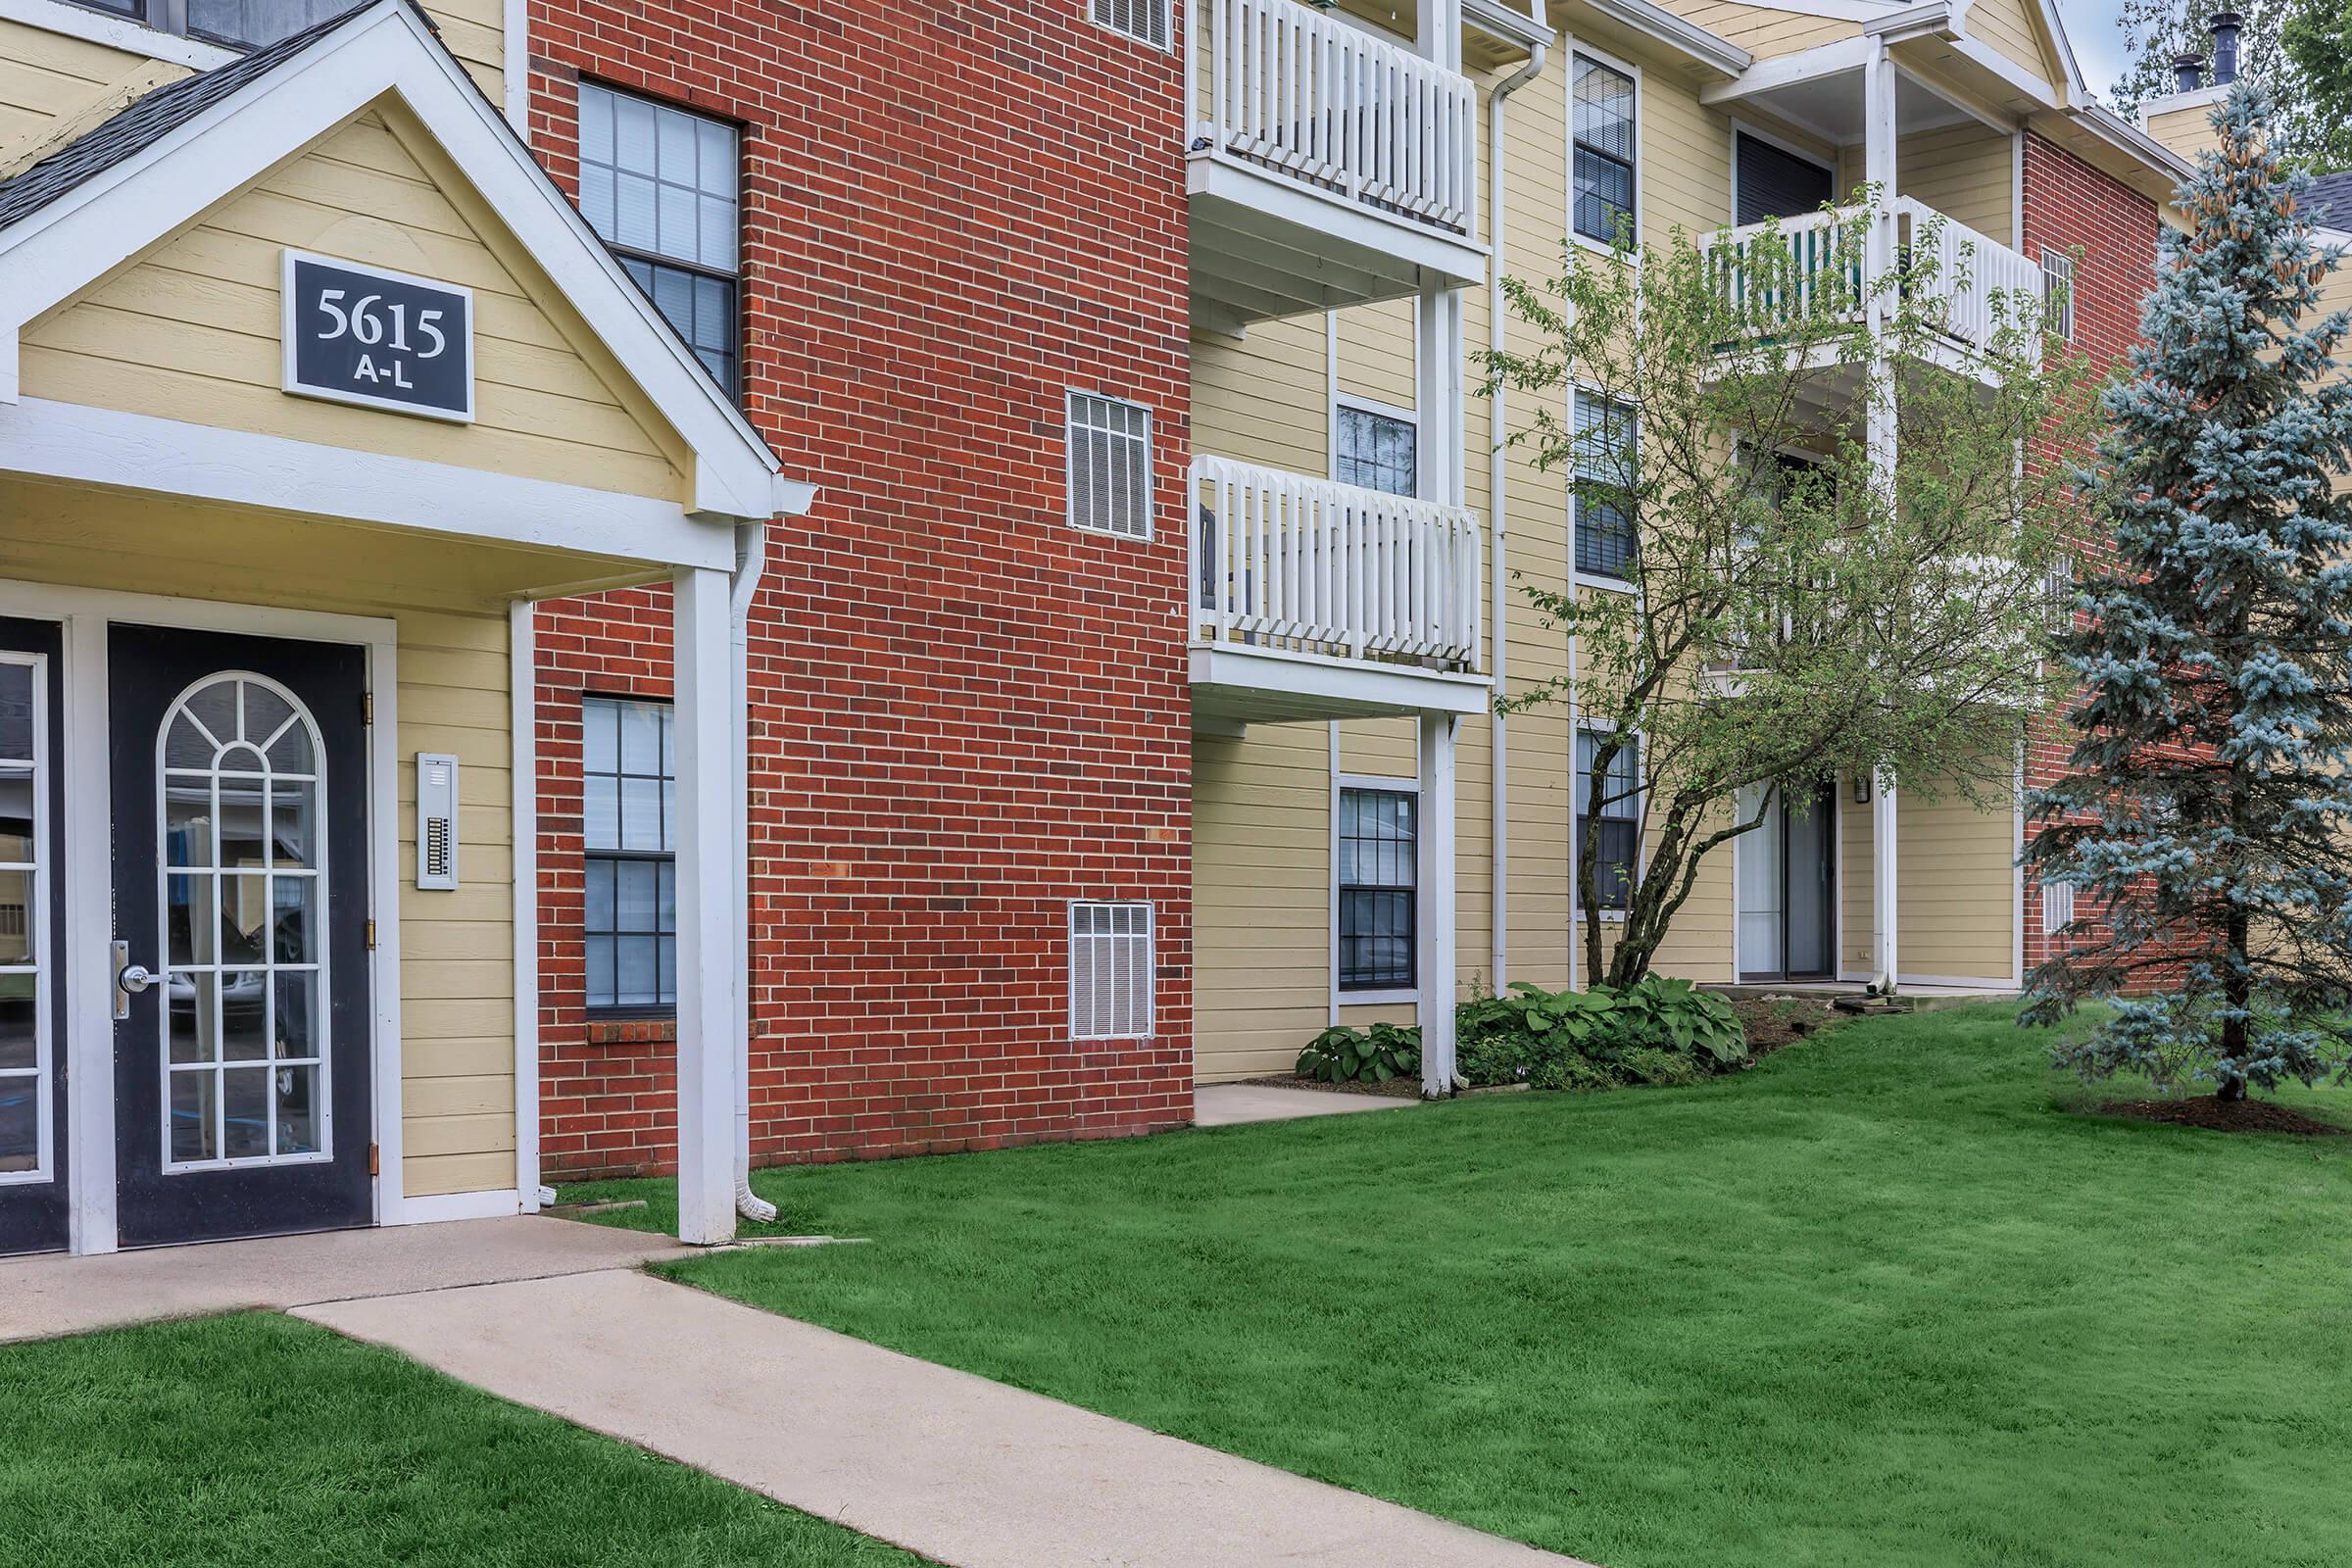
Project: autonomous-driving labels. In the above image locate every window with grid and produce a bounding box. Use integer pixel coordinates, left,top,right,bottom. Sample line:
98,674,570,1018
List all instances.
69,0,344,49
1572,55,1637,246
2040,248,2076,342
1573,392,1639,580
1338,788,1416,991
575,82,741,398
1576,730,1639,912
1336,405,1417,497
580,696,675,1012
1089,0,1170,48
1070,903,1154,1040
1068,392,1153,540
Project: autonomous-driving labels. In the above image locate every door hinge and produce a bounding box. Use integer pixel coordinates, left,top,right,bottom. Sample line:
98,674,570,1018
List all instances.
363,689,374,725
368,1143,380,1176
365,918,377,951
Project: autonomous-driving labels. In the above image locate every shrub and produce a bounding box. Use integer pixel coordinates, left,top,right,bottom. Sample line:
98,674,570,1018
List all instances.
1297,1021,1420,1085
1455,976,1748,1093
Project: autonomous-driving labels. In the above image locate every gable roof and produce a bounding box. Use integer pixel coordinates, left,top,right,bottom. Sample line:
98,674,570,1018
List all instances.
0,0,801,522
0,6,362,232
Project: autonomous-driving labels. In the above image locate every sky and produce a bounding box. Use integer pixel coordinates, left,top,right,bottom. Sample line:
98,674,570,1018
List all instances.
2053,0,2138,108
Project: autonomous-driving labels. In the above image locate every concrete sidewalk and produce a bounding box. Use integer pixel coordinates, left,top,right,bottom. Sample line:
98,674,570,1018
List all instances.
0,1216,686,1344
301,1268,1592,1568
1195,1082,1419,1127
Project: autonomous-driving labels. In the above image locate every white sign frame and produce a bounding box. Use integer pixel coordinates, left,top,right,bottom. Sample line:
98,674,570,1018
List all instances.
280,248,476,424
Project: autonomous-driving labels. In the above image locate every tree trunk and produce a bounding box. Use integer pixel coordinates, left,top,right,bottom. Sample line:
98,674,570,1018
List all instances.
2218,904,2252,1102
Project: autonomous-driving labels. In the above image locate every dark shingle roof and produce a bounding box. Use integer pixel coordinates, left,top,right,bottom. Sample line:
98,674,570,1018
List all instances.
2307,172,2352,236
0,2,378,233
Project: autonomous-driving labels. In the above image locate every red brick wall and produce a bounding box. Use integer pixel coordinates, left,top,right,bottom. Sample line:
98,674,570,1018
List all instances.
525,0,1195,1179
2019,133,2159,978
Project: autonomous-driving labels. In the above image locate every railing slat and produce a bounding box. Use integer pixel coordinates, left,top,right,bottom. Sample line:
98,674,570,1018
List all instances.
1191,456,1480,670
1196,0,1472,235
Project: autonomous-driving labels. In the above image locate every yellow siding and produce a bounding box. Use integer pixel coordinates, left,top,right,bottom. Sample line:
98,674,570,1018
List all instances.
20,104,687,502
1193,724,1333,1080
0,481,528,1200
1896,779,2017,982
1841,778,1875,977
1896,122,2016,244
0,9,501,146
1965,0,2058,85
1192,315,1327,476
2145,99,2222,165
1658,3,1859,59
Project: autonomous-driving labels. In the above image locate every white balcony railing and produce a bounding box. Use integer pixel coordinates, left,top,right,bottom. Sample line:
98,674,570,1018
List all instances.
1193,456,1483,671
1699,198,2046,364
1197,0,1478,239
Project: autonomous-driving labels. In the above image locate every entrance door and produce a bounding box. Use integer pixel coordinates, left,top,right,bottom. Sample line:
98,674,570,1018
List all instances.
1736,779,1837,982
0,619,66,1255
110,625,371,1248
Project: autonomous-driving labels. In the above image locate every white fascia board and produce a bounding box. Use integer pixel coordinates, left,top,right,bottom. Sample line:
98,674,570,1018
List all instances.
1944,35,2059,109
1463,0,1553,55
1862,0,1960,44
1573,0,1750,75
1190,643,1493,718
1700,34,1872,107
2029,0,2087,104
2067,100,2195,186
0,397,736,572
0,0,786,526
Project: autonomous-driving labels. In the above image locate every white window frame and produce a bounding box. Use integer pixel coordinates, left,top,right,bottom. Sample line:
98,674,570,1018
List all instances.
0,650,51,1187
1574,723,1642,921
1331,395,1419,497
1068,901,1155,1042
1569,384,1640,596
1085,0,1173,52
2040,247,2076,342
1565,40,1642,261
1331,772,1419,1006
1065,390,1155,542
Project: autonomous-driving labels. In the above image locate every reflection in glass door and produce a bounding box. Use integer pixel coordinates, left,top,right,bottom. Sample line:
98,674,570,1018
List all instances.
159,673,328,1171
0,636,61,1255
1736,779,1837,982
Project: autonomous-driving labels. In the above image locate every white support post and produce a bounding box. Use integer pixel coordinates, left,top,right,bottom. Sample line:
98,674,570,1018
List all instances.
1412,0,1463,69
672,564,738,1246
1415,283,1464,509
1861,40,1898,330
1874,771,1899,993
1417,712,1459,1096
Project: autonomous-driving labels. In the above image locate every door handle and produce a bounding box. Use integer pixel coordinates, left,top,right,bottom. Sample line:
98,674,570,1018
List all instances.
113,941,157,1020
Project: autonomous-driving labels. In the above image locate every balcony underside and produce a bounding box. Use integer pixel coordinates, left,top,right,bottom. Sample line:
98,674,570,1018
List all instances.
1192,641,1491,730
1188,154,1487,333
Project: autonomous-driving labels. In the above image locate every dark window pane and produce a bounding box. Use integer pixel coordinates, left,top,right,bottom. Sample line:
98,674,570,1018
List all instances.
1336,406,1416,497
1574,395,1639,579
1572,55,1636,245
580,696,678,1010
1338,788,1416,990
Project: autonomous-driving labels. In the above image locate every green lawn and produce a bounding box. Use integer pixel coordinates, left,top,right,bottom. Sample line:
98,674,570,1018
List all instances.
576,1004,2352,1568
0,1312,928,1568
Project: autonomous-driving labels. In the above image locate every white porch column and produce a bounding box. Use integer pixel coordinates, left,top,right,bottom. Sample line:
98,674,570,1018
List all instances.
673,564,738,1245
1415,284,1464,508
1417,712,1459,1096
1874,771,1899,993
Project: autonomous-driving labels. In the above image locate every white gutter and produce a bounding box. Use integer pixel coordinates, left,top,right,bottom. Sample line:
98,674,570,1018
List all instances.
729,519,775,1224
1488,18,1550,996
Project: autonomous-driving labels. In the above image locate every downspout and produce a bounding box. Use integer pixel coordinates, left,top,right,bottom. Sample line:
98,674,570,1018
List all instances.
729,520,775,1223
1488,25,1548,997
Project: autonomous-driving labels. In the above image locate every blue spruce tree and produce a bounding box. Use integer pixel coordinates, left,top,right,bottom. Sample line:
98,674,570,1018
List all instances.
2022,84,2352,1102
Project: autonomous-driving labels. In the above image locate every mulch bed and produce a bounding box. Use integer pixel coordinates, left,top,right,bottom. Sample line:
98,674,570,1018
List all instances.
2096,1097,2349,1136
1727,996,1845,1057
1239,1072,1424,1100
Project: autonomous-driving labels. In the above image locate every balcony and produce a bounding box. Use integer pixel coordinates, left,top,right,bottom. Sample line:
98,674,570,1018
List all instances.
1189,0,1486,334
1700,198,2045,382
1190,456,1489,727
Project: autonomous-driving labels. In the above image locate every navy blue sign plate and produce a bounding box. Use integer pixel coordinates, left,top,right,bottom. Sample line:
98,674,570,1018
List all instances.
282,251,474,422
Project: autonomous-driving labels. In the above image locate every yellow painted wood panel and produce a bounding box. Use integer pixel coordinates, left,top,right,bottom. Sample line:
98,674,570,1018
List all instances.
20,106,686,502
405,1150,515,1198
1194,723,1333,1081
1191,315,1327,476
1898,123,2016,246
1896,780,2017,981
1965,0,2057,84
1663,3,1858,58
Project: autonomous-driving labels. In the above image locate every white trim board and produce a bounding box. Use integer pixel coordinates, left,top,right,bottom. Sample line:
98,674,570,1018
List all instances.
0,0,787,524
0,398,734,573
